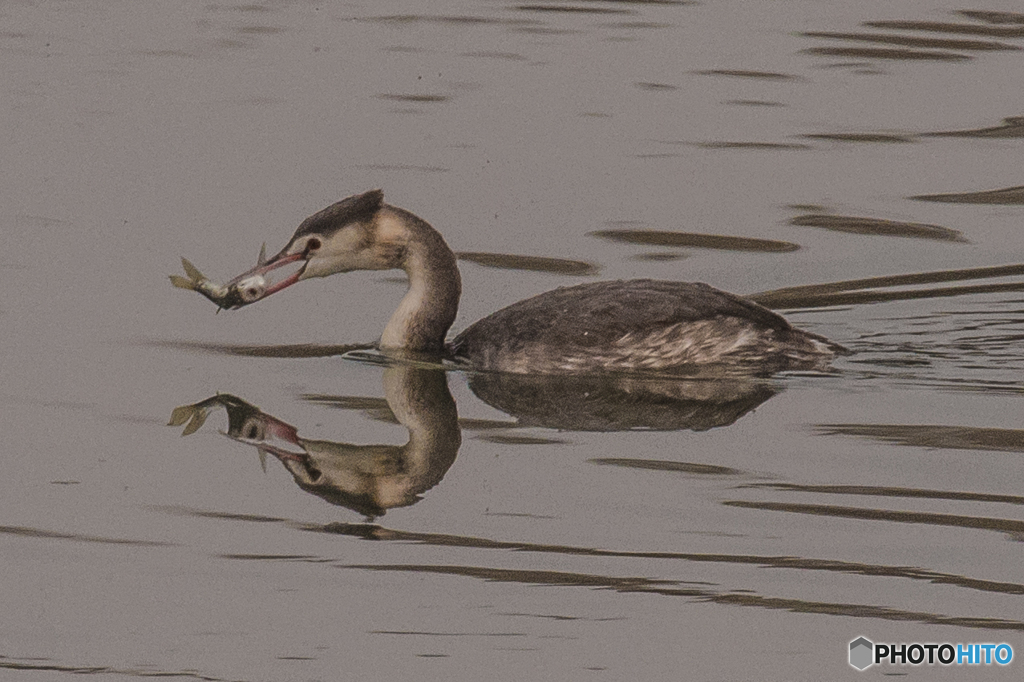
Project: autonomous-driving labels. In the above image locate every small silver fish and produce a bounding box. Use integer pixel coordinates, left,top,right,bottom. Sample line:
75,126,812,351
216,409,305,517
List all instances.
171,243,297,310
169,258,247,309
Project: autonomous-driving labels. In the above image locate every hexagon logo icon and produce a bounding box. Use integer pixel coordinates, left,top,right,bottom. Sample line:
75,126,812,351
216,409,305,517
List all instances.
849,637,874,670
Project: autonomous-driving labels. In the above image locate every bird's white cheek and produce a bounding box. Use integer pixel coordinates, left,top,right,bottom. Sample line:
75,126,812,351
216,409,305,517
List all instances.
301,252,378,278
301,258,340,278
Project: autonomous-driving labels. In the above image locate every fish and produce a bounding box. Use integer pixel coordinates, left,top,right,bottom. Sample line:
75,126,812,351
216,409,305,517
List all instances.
170,257,241,309
169,250,269,310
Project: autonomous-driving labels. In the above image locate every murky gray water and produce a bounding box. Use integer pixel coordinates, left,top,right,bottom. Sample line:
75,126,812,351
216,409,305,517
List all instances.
4,1,1024,679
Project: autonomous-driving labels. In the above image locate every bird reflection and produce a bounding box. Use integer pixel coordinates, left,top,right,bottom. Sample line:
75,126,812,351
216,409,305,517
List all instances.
170,359,780,517
169,364,460,519
465,371,777,431
330,349,779,432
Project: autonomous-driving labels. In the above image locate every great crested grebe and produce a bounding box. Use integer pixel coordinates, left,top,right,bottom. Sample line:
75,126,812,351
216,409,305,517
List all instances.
199,189,847,374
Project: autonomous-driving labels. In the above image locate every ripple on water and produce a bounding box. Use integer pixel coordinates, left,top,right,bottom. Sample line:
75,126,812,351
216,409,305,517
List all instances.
924,116,1024,138
800,30,1022,52
911,185,1024,204
591,228,800,252
456,251,600,275
788,213,968,243
863,19,1024,39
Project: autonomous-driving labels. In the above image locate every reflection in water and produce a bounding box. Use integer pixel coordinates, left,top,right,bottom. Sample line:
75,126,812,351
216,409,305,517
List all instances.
303,391,524,433
460,50,528,61
958,10,1024,25
475,432,568,445
630,252,687,262
308,522,1024,600
815,423,1024,453
319,350,779,432
800,11,1024,72
800,132,916,144
0,524,171,547
0,658,219,678
169,365,460,519
912,184,1024,205
465,371,777,431
863,20,1024,39
514,4,637,16
633,82,678,91
750,262,1024,309
591,458,743,476
800,31,1021,52
160,484,1024,608
456,251,599,276
789,213,967,243
161,340,781,433
153,456,1024,633
747,482,1024,506
802,46,971,62
154,340,371,358
305,522,1024,630
725,501,1024,539
693,69,799,80
344,562,1024,629
376,93,450,103
693,141,811,150
360,15,529,27
591,228,800,252
924,116,1024,138
724,100,785,108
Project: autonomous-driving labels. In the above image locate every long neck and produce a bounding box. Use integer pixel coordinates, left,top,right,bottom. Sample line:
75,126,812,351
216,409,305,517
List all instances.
379,207,462,353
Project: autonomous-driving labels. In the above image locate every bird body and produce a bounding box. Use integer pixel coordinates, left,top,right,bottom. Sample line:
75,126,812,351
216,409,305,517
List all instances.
449,279,839,373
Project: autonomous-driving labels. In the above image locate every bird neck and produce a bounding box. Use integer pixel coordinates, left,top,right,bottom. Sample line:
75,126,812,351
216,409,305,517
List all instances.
383,364,461,493
379,208,462,353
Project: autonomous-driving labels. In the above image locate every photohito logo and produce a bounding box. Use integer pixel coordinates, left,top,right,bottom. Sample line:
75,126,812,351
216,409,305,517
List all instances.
849,637,1013,670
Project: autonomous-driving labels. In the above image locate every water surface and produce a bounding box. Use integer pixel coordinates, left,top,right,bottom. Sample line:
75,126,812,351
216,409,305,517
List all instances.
3,1,1024,680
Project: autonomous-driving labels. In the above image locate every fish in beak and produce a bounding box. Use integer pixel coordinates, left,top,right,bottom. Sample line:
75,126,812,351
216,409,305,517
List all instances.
170,190,387,309
169,244,308,310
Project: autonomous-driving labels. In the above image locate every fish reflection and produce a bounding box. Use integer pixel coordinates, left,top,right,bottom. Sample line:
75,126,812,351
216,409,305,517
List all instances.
169,365,460,519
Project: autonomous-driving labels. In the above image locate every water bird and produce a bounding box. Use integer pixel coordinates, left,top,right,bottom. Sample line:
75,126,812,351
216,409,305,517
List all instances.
178,190,846,374
170,364,460,519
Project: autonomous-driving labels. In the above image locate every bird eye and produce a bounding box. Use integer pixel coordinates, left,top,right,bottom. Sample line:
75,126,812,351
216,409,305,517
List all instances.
241,417,264,440
306,237,322,253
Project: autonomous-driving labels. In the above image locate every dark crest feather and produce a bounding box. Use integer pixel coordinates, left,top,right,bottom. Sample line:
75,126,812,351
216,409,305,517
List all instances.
292,189,384,239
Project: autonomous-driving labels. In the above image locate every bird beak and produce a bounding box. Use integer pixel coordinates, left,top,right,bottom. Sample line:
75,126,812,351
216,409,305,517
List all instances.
224,244,308,305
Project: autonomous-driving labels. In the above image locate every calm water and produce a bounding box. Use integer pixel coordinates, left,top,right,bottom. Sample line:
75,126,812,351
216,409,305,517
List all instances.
3,1,1024,679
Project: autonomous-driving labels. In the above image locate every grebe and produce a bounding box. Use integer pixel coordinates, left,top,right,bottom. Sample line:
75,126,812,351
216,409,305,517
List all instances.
203,189,846,373
171,364,460,518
